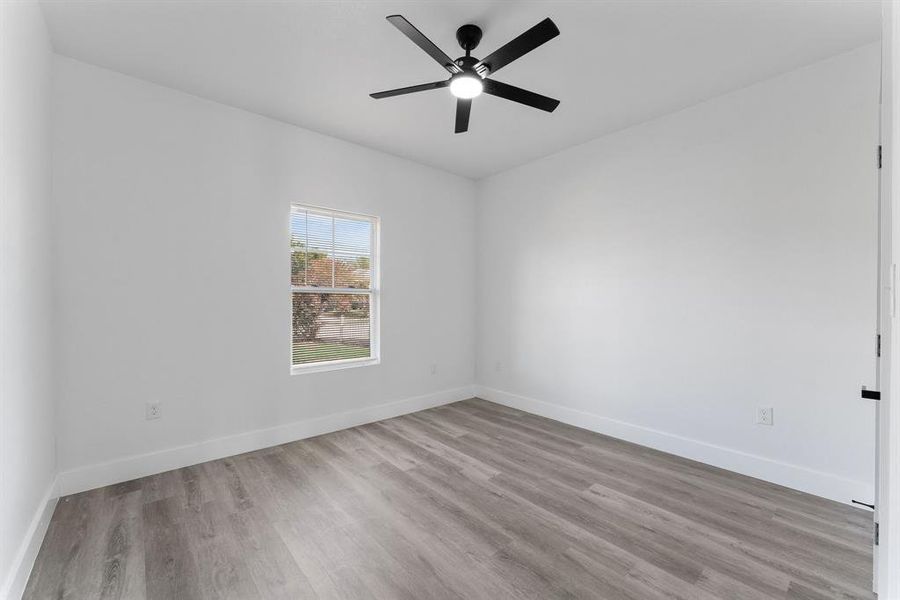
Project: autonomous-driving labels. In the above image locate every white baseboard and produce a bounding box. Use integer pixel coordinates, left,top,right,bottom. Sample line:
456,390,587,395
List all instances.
475,385,872,506
57,386,474,497
1,477,58,600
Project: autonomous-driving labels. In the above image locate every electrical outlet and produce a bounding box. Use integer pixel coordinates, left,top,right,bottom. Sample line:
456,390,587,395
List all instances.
494,361,503,372
430,363,438,375
757,407,773,426
146,401,161,420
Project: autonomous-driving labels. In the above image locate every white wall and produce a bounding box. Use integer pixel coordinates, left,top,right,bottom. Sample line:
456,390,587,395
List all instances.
52,56,476,493
475,44,880,504
0,1,57,598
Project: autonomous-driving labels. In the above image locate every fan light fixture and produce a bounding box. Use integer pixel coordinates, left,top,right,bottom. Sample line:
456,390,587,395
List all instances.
450,73,483,99
370,16,560,133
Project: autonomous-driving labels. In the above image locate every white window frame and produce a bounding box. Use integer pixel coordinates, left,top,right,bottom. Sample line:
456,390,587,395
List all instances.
290,204,380,375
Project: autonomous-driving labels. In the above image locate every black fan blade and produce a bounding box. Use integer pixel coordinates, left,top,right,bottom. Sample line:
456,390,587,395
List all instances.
455,98,472,133
370,80,449,99
386,15,461,74
482,79,559,112
475,18,559,75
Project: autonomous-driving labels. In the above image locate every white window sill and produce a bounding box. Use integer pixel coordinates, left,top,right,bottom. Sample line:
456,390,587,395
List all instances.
291,356,380,375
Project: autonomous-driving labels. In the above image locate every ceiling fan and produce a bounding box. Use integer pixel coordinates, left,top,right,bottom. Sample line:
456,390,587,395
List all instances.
370,15,560,134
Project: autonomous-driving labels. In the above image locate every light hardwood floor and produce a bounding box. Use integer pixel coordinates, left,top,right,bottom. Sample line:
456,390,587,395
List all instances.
24,398,875,599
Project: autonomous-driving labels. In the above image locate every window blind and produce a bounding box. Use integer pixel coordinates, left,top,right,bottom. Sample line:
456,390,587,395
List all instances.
290,206,377,368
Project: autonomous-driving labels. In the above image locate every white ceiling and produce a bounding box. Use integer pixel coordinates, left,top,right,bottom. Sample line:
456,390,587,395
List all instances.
40,0,881,179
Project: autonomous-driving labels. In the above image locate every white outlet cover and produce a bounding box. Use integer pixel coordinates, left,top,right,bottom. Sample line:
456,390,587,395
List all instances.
757,407,774,426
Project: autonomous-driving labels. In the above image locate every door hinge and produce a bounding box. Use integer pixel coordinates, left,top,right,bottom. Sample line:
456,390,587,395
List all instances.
878,145,883,169
875,521,880,546
877,334,882,357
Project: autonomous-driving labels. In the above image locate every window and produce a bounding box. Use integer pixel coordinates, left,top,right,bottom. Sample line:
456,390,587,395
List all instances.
290,205,379,373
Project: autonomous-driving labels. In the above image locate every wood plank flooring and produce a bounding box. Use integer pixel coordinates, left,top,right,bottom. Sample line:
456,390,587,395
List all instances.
24,398,875,599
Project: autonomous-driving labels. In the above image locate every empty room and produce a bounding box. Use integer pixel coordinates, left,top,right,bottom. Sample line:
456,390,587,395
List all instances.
3,0,900,598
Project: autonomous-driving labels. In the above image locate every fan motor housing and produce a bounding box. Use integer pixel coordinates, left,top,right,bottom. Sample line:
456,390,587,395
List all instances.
454,55,479,71
456,24,482,52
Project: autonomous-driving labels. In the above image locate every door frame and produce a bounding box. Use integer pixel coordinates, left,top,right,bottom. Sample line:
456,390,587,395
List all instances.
877,1,900,596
